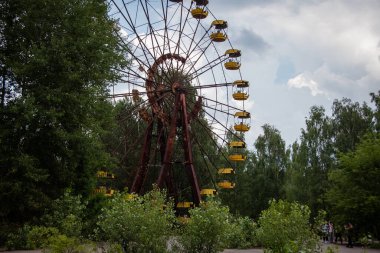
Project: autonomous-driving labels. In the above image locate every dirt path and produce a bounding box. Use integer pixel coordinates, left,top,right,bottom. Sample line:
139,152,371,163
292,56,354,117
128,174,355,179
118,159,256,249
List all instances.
2,244,380,253
223,244,380,253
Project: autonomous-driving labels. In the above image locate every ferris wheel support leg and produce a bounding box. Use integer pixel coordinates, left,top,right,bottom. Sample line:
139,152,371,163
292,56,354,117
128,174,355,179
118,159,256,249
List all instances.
131,121,154,194
157,94,180,189
157,121,178,202
180,93,201,206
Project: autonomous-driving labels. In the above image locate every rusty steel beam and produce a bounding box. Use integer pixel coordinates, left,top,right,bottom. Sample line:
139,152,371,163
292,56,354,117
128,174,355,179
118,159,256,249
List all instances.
156,93,180,188
180,93,201,206
131,121,154,194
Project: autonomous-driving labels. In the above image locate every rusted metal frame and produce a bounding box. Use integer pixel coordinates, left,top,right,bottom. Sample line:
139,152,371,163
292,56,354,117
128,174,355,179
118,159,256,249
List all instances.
180,93,201,206
138,0,173,85
187,98,245,143
156,93,180,188
157,120,177,202
131,121,154,194
191,129,218,190
114,0,153,70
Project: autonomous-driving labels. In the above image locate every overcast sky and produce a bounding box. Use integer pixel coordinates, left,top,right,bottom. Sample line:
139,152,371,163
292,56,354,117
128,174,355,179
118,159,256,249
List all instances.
207,0,380,147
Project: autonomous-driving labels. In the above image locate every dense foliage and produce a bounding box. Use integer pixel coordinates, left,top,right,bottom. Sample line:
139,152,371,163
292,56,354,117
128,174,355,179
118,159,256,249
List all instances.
326,134,380,238
97,189,175,253
256,200,319,253
179,200,232,253
224,93,380,241
1,0,379,249
0,0,126,239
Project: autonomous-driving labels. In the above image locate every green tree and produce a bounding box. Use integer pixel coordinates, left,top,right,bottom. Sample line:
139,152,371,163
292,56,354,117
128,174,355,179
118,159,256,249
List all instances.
0,0,126,228
249,124,289,218
285,106,334,217
326,134,380,238
332,98,374,153
370,91,380,132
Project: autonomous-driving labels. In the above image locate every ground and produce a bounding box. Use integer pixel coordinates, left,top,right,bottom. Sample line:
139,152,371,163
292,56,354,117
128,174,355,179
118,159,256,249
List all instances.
2,244,380,253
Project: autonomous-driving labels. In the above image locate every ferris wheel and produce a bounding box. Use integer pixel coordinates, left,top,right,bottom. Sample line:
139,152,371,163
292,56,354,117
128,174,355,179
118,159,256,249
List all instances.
109,0,251,207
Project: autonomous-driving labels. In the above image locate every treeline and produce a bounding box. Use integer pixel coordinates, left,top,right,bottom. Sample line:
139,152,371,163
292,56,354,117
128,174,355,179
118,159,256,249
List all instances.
1,0,379,247
220,94,380,238
0,0,127,242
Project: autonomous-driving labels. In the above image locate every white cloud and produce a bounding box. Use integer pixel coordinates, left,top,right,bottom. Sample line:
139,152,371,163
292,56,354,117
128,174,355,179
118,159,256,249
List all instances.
287,73,323,97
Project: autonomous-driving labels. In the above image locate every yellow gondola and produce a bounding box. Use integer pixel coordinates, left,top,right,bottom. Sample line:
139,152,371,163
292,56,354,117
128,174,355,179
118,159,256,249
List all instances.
126,193,138,200
178,216,190,224
225,49,241,57
234,123,250,132
233,80,249,88
232,91,249,100
200,188,217,196
211,20,228,29
229,141,246,148
228,154,247,162
191,7,208,19
234,111,250,119
225,61,240,70
218,168,235,174
177,202,194,208
217,180,235,189
193,0,209,5
105,189,115,197
96,170,115,179
94,186,106,194
94,187,116,196
210,32,227,42
210,20,228,42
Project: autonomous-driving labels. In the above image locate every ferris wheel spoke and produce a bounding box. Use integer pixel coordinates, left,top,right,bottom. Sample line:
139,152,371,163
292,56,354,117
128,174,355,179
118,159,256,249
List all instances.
115,32,151,71
113,1,154,68
172,1,194,72
198,96,242,111
180,82,234,91
137,0,174,80
194,104,245,143
182,41,215,77
190,132,217,189
192,116,236,169
188,58,226,81
116,1,173,82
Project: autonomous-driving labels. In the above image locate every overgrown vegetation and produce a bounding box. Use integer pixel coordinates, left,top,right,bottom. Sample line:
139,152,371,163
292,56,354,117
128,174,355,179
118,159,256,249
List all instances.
256,200,320,253
1,0,379,250
97,188,175,253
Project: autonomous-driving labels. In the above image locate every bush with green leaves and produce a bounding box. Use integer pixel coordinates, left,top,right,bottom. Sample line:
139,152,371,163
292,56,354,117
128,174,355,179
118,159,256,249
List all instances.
97,188,175,253
43,234,96,253
180,200,232,253
42,189,87,238
5,224,31,250
26,226,60,249
256,199,319,253
226,216,258,249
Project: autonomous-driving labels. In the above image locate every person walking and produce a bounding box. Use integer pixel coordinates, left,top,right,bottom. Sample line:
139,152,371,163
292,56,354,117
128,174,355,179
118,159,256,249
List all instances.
322,222,329,243
345,222,354,248
328,221,334,243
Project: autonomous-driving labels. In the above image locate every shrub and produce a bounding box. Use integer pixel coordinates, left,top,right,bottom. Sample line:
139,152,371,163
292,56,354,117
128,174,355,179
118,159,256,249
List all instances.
97,188,175,253
42,189,87,238
256,200,319,253
27,226,60,249
226,216,258,249
43,234,96,253
180,200,231,253
5,224,31,250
